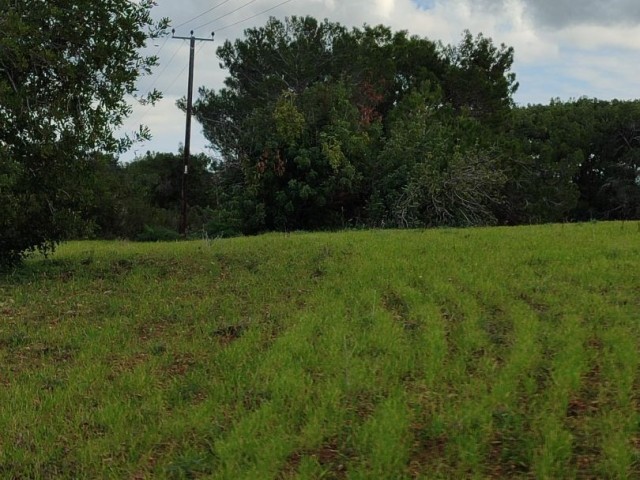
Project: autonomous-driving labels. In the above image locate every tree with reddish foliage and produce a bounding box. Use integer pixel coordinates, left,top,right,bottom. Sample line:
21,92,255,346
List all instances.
193,16,519,233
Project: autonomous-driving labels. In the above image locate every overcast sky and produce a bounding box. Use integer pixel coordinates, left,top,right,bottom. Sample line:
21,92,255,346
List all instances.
119,0,640,161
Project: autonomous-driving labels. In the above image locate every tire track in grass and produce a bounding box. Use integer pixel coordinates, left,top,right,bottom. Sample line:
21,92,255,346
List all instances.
212,307,384,478
374,280,449,478
207,242,383,478
404,271,465,477
594,323,639,478
414,251,541,476
407,266,498,477
560,287,629,478
350,390,412,478
276,238,447,478
530,313,588,478
483,299,542,478
518,269,640,478
514,276,590,477
452,239,614,478
384,239,521,477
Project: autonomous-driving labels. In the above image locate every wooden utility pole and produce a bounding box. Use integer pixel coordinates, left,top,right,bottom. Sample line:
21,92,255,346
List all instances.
172,29,214,236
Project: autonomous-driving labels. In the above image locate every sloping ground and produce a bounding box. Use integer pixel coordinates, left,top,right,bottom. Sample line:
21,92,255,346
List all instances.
1,222,639,479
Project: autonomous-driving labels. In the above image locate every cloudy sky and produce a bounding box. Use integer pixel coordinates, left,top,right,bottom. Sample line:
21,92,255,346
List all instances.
119,0,640,161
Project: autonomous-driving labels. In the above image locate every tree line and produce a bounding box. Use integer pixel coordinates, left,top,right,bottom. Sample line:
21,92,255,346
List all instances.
159,16,640,235
2,10,639,266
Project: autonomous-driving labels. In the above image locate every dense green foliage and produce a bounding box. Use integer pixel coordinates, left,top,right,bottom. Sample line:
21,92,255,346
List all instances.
1,223,639,477
0,0,167,266
84,152,217,240
511,99,640,222
193,17,519,233
185,16,639,235
2,12,639,262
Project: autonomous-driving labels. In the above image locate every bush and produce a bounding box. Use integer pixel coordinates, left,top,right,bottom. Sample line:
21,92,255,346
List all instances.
135,225,182,242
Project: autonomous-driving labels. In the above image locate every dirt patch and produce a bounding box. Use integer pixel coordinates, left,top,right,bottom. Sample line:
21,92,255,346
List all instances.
165,352,197,377
484,429,532,479
130,442,173,479
407,427,448,478
517,292,549,315
566,346,603,478
281,440,349,479
211,324,246,345
349,390,378,421
137,322,168,342
2,341,77,377
107,352,149,379
382,289,420,332
481,307,513,352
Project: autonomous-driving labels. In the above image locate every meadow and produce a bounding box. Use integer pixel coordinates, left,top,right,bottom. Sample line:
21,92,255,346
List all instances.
1,222,639,479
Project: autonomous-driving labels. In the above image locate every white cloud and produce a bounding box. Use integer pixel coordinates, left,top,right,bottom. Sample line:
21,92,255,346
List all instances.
553,23,640,51
375,0,395,18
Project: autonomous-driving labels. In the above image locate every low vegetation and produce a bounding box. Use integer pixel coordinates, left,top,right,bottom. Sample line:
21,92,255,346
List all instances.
1,221,639,478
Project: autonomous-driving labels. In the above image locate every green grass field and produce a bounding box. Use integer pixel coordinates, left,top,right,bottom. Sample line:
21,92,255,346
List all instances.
1,222,639,479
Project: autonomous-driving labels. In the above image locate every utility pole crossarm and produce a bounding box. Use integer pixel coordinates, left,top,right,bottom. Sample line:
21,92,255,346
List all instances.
171,29,215,41
171,29,214,236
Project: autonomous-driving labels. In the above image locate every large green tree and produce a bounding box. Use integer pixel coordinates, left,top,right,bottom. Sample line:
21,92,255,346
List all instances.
194,16,518,232
193,17,385,232
372,83,507,227
504,99,640,223
574,99,640,220
442,31,518,126
0,0,167,266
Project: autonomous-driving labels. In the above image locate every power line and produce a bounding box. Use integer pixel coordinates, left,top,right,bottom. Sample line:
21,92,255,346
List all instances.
172,0,233,30
143,0,296,100
125,38,212,140
216,0,296,33
152,34,171,58
125,0,298,158
141,41,183,97
163,64,190,96
193,0,260,31
163,39,211,94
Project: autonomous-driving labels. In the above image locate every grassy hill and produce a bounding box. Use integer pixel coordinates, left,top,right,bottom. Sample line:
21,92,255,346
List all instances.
1,222,639,479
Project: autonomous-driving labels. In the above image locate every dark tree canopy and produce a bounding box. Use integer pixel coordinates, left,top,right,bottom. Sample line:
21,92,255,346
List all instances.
3,12,638,258
0,0,168,266
500,99,640,223
189,16,638,234
192,16,519,233
80,151,216,241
